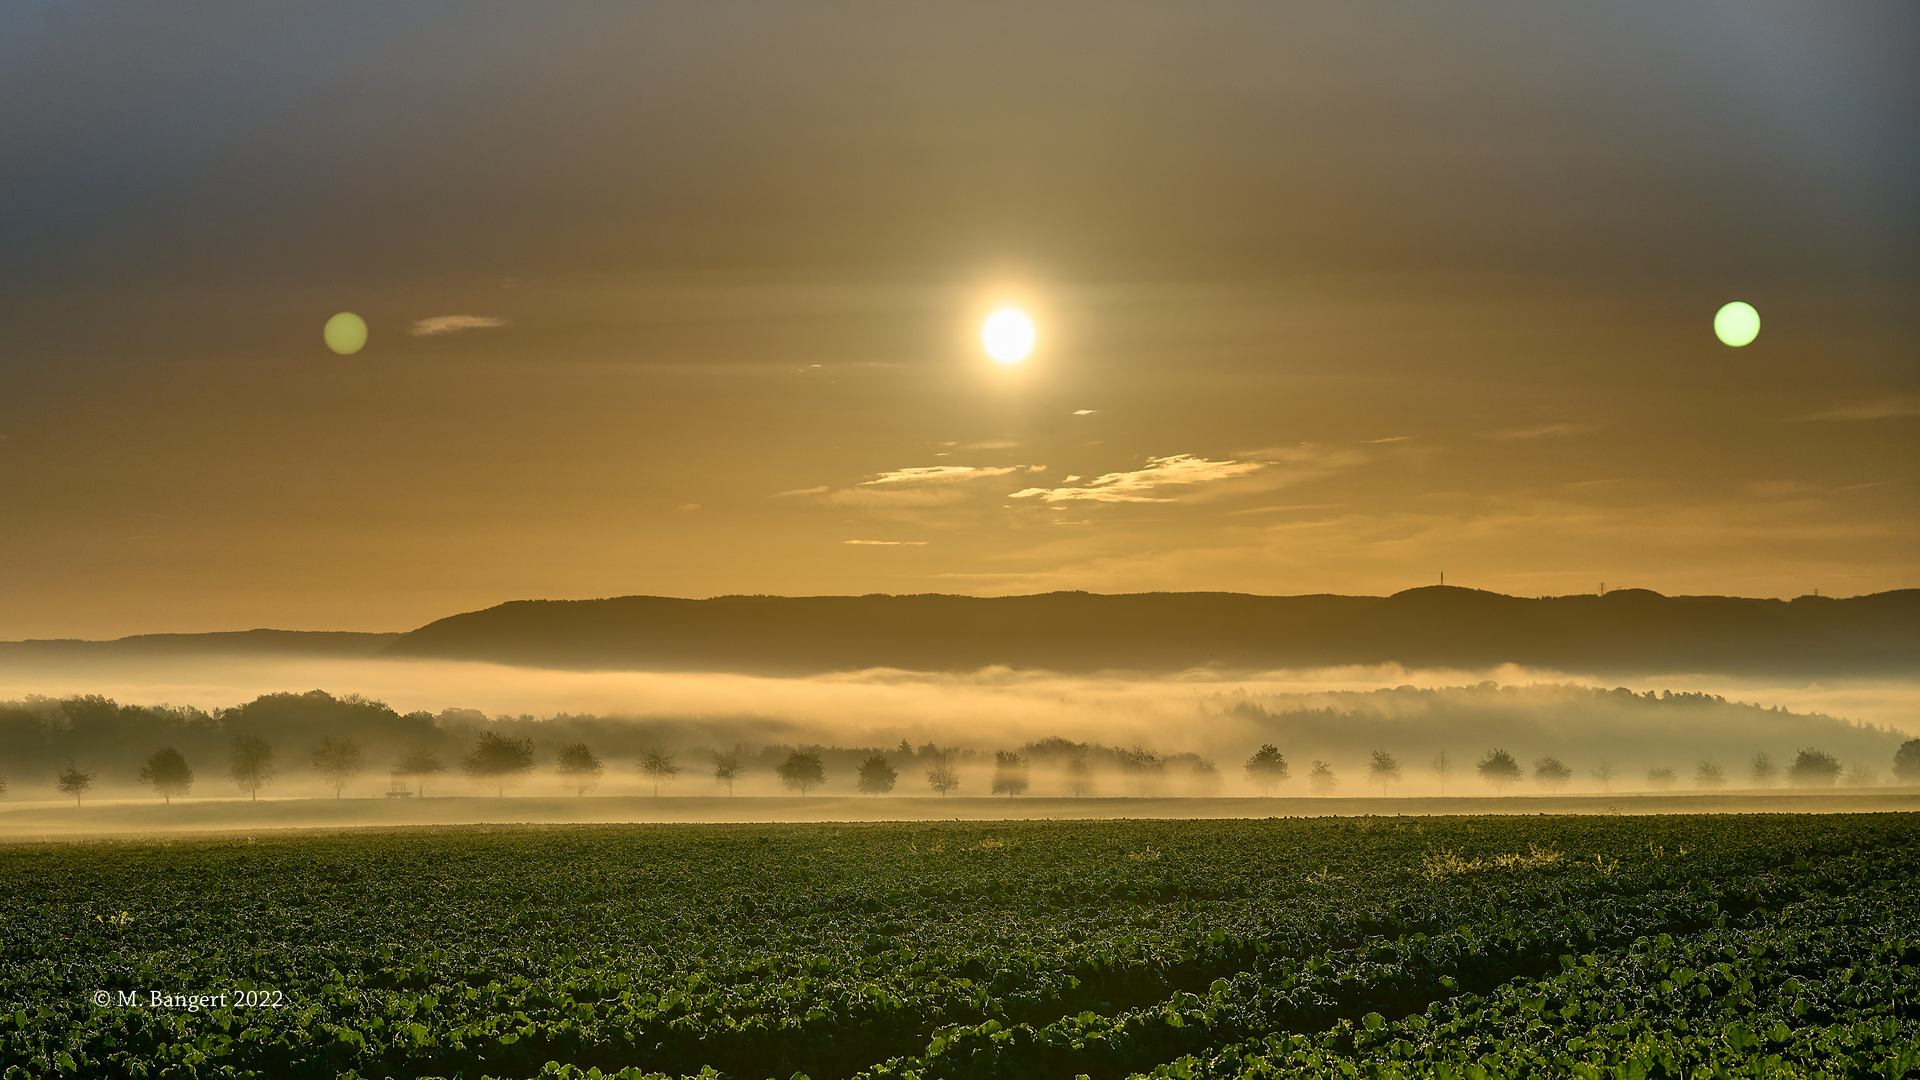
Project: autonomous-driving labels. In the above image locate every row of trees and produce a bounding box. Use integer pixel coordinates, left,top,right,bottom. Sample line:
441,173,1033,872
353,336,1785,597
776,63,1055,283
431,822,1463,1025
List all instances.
1239,743,1920,796
13,733,1916,804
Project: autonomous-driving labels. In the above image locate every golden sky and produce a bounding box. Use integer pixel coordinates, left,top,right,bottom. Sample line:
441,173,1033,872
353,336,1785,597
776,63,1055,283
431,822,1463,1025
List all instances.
0,1,1914,638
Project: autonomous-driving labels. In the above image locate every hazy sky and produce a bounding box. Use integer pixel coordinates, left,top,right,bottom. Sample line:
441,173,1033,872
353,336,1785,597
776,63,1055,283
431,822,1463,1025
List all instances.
1,1,1915,638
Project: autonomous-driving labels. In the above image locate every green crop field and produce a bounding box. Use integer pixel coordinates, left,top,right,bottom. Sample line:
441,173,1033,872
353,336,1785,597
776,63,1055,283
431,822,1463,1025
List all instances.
3,815,1916,1080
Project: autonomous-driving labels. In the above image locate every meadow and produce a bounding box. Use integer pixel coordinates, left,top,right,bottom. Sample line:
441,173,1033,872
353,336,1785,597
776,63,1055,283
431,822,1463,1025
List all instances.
2,814,1915,1079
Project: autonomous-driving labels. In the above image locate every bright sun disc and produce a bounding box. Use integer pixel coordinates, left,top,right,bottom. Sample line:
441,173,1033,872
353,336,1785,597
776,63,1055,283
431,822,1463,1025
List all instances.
1713,301,1760,347
981,308,1035,363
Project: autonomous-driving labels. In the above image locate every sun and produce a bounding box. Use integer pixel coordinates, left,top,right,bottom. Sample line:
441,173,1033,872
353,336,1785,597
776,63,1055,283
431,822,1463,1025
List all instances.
981,307,1036,363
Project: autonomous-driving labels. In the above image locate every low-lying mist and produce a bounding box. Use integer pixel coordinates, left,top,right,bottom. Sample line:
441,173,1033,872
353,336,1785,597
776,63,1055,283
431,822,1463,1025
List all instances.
0,653,1912,807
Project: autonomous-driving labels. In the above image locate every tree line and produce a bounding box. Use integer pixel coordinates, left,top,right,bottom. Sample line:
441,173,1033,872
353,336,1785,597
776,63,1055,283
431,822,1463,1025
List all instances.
1235,743,1920,796
2,690,1915,802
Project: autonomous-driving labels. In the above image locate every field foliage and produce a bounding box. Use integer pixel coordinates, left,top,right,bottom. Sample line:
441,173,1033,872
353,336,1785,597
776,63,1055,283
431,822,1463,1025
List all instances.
1,814,1915,1079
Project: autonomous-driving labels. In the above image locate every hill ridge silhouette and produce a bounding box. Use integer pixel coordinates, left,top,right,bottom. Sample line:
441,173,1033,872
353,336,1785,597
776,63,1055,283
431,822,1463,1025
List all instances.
376,586,1920,677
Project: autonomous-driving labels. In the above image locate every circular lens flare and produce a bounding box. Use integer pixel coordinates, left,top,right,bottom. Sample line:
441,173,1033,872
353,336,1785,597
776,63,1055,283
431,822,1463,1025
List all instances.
324,312,368,355
1713,301,1759,347
981,308,1035,363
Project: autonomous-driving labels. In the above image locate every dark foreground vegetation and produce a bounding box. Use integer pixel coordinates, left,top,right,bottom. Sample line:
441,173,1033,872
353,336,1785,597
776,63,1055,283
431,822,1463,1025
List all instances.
2,814,1916,1079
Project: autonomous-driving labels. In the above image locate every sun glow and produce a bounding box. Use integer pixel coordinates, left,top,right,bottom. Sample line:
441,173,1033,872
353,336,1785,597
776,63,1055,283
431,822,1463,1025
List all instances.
981,307,1036,363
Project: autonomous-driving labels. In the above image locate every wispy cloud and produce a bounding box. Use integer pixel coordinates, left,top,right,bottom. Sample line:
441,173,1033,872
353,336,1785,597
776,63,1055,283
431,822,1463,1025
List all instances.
1072,409,1098,416
823,464,1037,508
1008,454,1264,504
774,485,829,497
411,314,509,336
863,465,1025,486
843,539,929,546
1482,423,1598,441
1787,396,1920,422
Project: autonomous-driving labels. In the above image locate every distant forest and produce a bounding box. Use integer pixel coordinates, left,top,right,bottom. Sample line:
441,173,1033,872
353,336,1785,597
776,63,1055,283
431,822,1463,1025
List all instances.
1,687,1915,802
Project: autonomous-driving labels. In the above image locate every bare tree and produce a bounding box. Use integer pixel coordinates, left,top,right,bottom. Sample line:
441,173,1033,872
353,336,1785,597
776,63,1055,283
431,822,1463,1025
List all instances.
1367,749,1402,796
1244,745,1289,795
229,735,276,801
57,761,96,807
1589,760,1615,792
311,736,364,799
1431,748,1453,796
712,751,742,795
463,731,535,797
1750,752,1778,787
924,747,960,796
1694,759,1726,789
395,747,446,797
138,747,194,804
637,748,680,796
556,743,604,795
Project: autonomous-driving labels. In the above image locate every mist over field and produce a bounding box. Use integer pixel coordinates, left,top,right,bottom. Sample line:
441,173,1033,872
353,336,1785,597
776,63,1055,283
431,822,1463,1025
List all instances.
0,650,1910,808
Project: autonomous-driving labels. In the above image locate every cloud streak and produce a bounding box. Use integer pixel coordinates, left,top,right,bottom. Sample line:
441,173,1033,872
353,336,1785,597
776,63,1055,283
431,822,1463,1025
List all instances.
1787,397,1920,422
411,315,509,336
1482,423,1597,441
823,464,1039,508
1008,454,1264,504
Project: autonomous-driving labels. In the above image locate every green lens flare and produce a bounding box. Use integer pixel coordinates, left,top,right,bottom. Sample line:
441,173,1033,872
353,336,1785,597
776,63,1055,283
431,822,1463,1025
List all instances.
1713,301,1759,347
324,312,368,355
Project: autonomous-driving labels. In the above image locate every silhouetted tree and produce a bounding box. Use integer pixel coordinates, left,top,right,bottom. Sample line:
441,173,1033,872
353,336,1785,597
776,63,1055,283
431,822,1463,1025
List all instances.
57,760,95,807
857,754,897,795
1694,759,1726,789
463,731,535,796
1115,747,1164,797
1244,745,1289,795
637,748,680,796
1367,749,1402,795
1476,749,1521,793
1750,752,1778,787
229,735,276,801
1308,760,1336,797
1189,758,1223,795
1588,760,1615,792
138,747,193,804
1893,739,1920,784
395,747,446,796
1645,768,1677,790
712,751,741,795
556,743,604,795
1065,750,1094,797
1431,748,1453,796
1843,763,1878,787
778,750,825,795
1533,756,1572,792
991,751,1030,796
1787,748,1841,788
311,736,364,799
925,747,960,797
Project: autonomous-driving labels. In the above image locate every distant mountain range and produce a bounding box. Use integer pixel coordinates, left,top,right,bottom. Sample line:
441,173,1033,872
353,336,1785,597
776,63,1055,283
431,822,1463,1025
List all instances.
384,587,1916,677
5,588,1915,677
